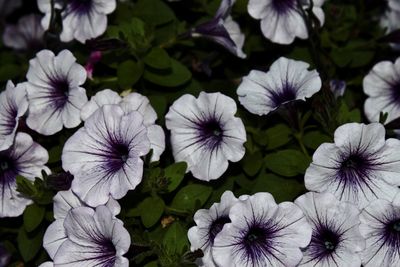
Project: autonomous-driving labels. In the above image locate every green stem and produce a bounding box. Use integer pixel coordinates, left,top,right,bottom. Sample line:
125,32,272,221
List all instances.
165,206,190,216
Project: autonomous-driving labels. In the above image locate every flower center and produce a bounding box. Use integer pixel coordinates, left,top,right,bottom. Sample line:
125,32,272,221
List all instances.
269,83,297,107
272,0,296,13
243,225,272,253
393,221,400,232
209,216,231,243
70,0,92,14
96,238,117,266
390,83,400,103
384,218,400,249
196,118,224,150
311,225,340,257
0,155,16,185
107,143,130,172
50,78,70,109
337,151,375,187
0,161,9,172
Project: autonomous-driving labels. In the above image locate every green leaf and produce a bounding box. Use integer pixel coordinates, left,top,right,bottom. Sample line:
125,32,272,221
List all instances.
337,102,361,124
117,60,144,88
303,131,332,150
241,151,263,176
143,48,171,70
265,124,292,150
133,0,176,26
23,204,45,232
17,228,43,262
165,162,187,192
144,261,158,267
264,150,311,177
47,145,62,163
252,173,306,202
143,58,191,87
162,222,189,255
138,196,165,228
170,184,212,212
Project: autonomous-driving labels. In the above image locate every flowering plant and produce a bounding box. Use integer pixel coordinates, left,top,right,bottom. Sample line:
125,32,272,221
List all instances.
1,0,400,266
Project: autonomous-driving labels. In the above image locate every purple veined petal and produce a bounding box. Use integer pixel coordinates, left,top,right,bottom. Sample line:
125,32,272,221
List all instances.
305,122,400,209
53,206,130,267
248,0,325,44
213,192,312,267
80,89,122,121
0,81,28,151
146,124,166,162
165,92,246,181
363,57,400,123
0,132,49,217
237,57,321,116
63,105,150,206
26,49,88,135
2,14,45,51
38,262,54,267
38,0,116,43
294,192,364,267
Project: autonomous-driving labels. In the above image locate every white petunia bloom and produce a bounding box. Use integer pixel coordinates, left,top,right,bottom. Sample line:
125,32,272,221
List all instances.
38,262,53,267
363,57,400,123
305,123,400,209
191,0,246,58
80,89,165,162
237,57,321,116
165,92,246,181
295,192,365,267
381,0,400,49
2,14,44,51
37,0,116,43
247,0,326,44
26,49,88,135
188,191,244,267
360,193,400,267
62,105,150,206
0,81,28,151
53,205,130,266
0,132,49,217
212,192,312,267
43,189,120,259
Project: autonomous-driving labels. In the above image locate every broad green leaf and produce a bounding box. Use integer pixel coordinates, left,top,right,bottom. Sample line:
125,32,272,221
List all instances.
144,58,191,87
117,60,144,88
303,131,332,150
143,48,171,70
264,150,311,177
170,184,212,212
162,222,189,255
133,0,176,26
138,196,165,228
337,102,361,124
23,204,45,232
265,124,292,150
165,162,187,192
242,151,263,176
17,228,43,262
252,173,306,202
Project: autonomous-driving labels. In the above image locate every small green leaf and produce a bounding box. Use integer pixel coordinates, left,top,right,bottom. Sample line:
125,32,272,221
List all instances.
165,162,187,192
264,150,311,177
252,173,306,202
117,60,144,88
17,228,43,262
143,48,171,70
337,102,361,124
170,184,212,212
144,58,191,87
144,261,158,267
162,222,189,255
265,124,292,150
138,196,165,228
133,0,176,26
242,151,263,176
23,204,45,232
303,131,332,150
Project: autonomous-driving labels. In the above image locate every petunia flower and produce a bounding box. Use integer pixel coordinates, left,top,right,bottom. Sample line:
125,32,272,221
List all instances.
37,0,117,43
0,132,49,217
247,0,326,44
165,91,246,181
212,192,312,267
305,122,400,209
53,205,130,266
360,192,400,267
0,81,28,151
26,49,88,135
62,104,150,206
381,0,400,49
329,79,346,99
188,191,246,267
43,189,120,259
2,14,44,51
191,0,246,58
80,89,165,162
237,57,321,116
294,192,365,267
363,57,400,123
38,262,53,267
